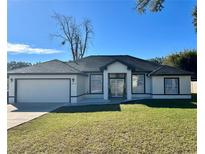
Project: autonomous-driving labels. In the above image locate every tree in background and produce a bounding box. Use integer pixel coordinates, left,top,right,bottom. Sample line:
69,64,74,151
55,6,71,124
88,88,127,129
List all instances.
135,0,197,31
149,49,197,79
52,13,93,61
163,49,197,74
136,0,165,13
149,57,165,64
7,61,32,71
192,6,197,32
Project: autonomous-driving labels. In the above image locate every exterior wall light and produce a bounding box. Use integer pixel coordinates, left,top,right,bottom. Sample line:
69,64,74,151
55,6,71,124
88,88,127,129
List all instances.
72,78,75,83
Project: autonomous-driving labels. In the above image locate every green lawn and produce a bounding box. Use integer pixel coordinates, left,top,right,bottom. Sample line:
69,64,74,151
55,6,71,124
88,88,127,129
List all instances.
8,100,197,154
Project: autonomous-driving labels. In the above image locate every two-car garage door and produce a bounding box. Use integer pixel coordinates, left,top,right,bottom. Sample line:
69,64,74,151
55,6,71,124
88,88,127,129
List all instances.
16,79,70,103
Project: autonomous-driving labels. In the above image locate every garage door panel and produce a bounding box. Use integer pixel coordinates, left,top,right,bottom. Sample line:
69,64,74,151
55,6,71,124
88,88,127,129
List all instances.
17,79,70,103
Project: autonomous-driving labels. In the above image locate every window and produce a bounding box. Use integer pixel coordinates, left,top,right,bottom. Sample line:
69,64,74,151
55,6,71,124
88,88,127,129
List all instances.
90,74,103,93
132,75,145,93
164,78,179,94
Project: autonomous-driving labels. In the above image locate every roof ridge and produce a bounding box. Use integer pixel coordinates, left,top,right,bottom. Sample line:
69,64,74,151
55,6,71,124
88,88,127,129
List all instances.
7,60,53,73
148,66,164,76
162,65,194,73
127,55,161,66
64,62,82,72
45,59,83,73
8,59,71,73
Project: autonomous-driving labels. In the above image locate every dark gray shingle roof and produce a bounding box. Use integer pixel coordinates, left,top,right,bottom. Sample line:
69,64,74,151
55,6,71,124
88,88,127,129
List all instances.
8,55,193,76
8,60,82,74
148,65,193,76
66,55,161,72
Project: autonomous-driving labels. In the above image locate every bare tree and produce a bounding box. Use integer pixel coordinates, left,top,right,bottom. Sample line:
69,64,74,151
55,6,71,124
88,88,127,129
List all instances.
52,13,93,61
136,0,165,13
192,6,197,32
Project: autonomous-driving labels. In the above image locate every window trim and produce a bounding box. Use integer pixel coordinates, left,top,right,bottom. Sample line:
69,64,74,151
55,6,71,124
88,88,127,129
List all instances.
108,73,126,79
164,77,180,95
131,74,146,94
89,74,103,94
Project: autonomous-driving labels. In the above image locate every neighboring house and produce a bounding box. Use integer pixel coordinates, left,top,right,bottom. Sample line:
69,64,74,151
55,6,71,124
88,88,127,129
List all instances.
8,55,192,104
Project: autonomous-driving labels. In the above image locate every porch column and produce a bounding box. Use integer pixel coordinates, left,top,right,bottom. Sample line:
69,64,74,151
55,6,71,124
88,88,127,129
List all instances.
127,71,132,100
103,71,108,100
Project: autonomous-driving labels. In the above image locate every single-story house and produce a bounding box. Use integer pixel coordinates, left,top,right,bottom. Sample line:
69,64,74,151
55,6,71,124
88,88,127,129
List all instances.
8,55,192,104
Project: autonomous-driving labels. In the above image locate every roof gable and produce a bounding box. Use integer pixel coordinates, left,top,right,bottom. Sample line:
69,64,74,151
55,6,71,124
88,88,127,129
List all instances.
66,55,161,72
99,59,135,71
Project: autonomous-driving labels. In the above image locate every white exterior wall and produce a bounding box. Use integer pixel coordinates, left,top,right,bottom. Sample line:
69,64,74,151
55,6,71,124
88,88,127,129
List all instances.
8,71,192,104
152,76,164,94
191,81,197,94
151,76,191,99
103,62,132,100
145,75,151,93
8,74,79,103
76,75,88,102
180,76,191,94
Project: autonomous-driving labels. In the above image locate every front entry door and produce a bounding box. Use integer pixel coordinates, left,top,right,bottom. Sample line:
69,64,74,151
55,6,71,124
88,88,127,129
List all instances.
110,79,125,97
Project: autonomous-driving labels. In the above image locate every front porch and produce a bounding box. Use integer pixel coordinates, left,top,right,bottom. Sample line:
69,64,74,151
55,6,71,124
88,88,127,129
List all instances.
75,97,144,106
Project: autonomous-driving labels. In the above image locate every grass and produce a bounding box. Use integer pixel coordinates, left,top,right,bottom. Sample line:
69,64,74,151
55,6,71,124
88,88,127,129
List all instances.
8,100,196,154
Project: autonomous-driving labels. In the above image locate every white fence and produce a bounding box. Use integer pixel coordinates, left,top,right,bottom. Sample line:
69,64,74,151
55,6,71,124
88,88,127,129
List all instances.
191,81,197,94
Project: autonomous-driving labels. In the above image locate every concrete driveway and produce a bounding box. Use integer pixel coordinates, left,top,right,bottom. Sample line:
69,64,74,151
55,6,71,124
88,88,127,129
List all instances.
7,103,65,129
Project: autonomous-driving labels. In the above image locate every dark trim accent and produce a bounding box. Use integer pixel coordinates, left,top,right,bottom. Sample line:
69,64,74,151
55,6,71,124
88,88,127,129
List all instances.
132,71,150,73
89,73,91,93
108,73,126,79
152,94,191,95
83,71,103,73
71,92,104,98
144,74,146,93
164,77,180,95
131,74,146,94
14,79,17,103
71,93,87,97
89,74,103,94
132,93,152,95
15,78,71,103
132,93,191,95
87,93,104,95
150,74,192,76
8,73,88,76
15,78,72,80
8,96,15,98
88,93,104,95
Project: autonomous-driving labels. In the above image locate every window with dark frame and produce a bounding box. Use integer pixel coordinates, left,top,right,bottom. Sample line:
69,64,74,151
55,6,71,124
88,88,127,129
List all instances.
164,78,179,94
132,75,144,93
90,74,103,93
